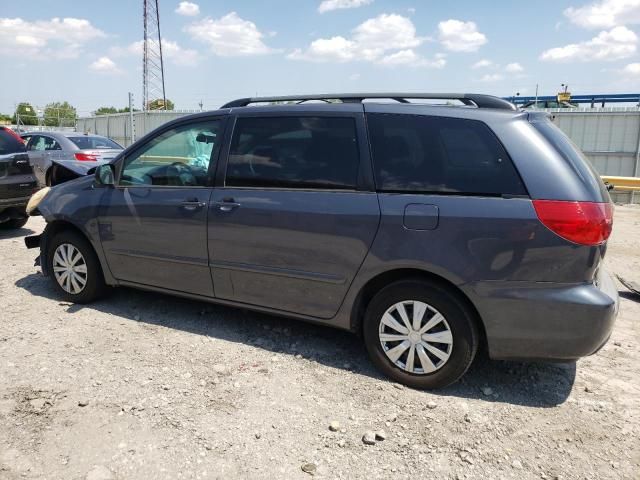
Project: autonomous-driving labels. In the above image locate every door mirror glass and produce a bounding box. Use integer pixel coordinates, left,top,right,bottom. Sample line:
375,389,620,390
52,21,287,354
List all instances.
95,164,115,186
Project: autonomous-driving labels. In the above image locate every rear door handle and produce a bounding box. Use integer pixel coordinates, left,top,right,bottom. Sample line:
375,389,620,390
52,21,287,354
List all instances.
213,199,241,212
180,199,206,211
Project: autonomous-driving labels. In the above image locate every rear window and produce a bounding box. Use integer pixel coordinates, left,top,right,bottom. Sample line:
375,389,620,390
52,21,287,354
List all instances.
531,120,609,201
68,136,121,150
367,114,527,196
226,116,360,190
0,128,27,155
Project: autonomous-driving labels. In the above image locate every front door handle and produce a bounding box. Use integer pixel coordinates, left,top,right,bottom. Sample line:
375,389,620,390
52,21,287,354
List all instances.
180,199,206,211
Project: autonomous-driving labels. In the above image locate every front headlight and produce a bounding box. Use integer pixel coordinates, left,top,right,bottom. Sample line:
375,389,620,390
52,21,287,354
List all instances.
26,187,50,215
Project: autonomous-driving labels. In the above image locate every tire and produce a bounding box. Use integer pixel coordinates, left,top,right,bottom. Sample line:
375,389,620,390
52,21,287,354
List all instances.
363,279,479,389
47,230,106,303
0,217,28,229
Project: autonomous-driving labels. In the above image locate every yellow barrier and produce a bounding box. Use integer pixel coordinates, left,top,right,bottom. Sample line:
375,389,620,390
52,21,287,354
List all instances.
601,176,640,192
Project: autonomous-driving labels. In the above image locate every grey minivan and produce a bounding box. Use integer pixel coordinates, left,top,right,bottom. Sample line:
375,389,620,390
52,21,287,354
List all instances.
24,93,618,389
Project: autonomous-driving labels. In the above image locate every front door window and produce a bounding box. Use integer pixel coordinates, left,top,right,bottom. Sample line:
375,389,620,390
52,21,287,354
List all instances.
119,121,221,187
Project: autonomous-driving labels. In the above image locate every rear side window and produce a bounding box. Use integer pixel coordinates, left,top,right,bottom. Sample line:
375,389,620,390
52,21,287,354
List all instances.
68,136,122,150
226,116,360,190
0,129,27,155
367,114,526,196
28,136,61,151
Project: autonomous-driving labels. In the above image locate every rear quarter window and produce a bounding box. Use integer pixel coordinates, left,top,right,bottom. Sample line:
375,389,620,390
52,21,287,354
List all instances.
68,136,122,150
366,113,527,196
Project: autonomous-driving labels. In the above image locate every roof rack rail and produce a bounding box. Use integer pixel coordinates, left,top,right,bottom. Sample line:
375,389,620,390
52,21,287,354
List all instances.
221,93,517,111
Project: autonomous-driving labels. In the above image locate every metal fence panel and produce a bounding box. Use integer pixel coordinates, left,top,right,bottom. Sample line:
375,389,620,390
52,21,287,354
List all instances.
548,108,640,203
77,110,199,148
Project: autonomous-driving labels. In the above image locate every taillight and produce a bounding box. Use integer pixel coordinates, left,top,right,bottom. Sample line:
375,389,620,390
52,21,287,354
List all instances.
532,200,613,246
74,153,98,161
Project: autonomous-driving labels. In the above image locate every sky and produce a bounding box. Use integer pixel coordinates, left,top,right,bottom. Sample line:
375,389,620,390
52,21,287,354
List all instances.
0,0,639,116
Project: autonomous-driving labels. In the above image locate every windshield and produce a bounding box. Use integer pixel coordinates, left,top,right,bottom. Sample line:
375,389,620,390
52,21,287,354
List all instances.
68,136,122,150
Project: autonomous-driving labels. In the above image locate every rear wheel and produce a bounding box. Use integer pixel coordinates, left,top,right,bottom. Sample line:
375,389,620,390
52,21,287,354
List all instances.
47,230,106,303
0,217,28,229
363,279,479,389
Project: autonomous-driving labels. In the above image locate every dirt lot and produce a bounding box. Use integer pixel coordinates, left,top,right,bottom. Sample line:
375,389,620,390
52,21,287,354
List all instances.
1,206,639,480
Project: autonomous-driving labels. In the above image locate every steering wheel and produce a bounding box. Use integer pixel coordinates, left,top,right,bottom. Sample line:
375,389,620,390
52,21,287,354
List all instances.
168,162,197,186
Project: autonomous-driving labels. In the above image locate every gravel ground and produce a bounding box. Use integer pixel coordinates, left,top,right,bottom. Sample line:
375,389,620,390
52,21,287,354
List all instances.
1,207,639,480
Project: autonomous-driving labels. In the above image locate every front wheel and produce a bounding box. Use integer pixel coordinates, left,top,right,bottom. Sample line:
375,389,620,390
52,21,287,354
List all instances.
363,279,479,389
47,230,106,303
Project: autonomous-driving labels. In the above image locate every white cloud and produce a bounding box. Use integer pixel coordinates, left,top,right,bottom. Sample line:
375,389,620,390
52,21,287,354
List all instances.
89,56,122,74
505,62,524,73
288,13,431,66
479,73,504,82
162,40,201,65
471,59,493,68
0,17,105,59
111,39,200,66
622,61,640,75
349,73,361,81
564,0,640,29
175,1,200,16
318,0,373,14
438,19,487,52
185,12,277,56
288,36,358,62
378,49,446,68
540,25,637,61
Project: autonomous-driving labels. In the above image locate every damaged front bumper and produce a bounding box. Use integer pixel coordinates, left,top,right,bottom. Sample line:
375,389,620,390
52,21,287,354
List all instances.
24,228,50,275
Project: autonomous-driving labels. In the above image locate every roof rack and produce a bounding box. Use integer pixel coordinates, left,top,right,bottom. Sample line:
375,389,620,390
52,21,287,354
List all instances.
221,93,517,111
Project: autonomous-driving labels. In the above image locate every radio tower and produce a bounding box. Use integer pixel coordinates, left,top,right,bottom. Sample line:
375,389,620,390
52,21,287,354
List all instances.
142,0,167,110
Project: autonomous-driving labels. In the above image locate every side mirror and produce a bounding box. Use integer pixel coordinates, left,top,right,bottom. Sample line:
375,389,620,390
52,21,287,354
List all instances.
95,164,115,187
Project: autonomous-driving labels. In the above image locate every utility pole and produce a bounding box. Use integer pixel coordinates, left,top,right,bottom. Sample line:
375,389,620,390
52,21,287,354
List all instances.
199,99,203,111
128,92,136,146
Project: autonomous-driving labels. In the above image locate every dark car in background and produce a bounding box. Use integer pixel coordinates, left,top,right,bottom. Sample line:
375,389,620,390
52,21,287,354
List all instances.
0,126,38,229
21,132,122,187
24,93,618,389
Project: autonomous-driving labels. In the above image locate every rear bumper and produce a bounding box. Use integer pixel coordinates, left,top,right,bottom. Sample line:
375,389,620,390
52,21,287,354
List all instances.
468,269,619,361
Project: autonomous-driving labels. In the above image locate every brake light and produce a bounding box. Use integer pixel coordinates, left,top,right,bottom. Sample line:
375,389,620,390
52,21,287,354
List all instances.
532,200,613,246
74,152,98,161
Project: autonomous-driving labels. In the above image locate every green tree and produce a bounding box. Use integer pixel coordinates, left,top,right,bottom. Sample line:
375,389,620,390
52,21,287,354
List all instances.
93,106,140,116
43,101,77,127
146,98,175,111
94,106,118,116
0,113,12,124
12,102,38,126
